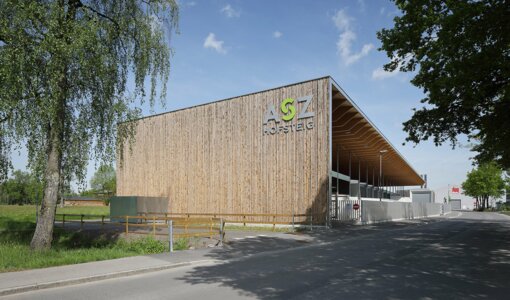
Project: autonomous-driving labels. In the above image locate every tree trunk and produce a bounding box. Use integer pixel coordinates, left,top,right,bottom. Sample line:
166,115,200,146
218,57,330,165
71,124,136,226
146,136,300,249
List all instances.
30,124,62,250
30,0,74,250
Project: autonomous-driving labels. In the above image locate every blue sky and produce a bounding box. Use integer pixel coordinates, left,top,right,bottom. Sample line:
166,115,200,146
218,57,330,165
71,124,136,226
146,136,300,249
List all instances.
12,0,474,190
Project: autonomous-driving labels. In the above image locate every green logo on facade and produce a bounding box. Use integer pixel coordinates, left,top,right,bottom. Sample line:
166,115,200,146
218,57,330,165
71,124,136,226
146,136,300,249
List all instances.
280,98,296,121
263,95,315,135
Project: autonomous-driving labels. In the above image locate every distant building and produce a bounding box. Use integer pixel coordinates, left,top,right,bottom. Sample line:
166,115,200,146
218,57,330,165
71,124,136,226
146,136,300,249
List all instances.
410,189,435,204
64,196,106,207
434,185,473,210
433,185,505,210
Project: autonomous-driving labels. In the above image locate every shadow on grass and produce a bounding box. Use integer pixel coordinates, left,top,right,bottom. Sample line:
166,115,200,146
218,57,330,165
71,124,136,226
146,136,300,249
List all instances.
0,215,123,250
0,211,176,272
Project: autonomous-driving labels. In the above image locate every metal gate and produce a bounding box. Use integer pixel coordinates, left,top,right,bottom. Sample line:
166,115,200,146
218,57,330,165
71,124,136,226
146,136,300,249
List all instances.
331,196,361,222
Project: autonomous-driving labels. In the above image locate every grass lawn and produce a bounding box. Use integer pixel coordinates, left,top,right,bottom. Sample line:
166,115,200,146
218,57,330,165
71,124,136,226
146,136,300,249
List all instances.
56,205,109,221
57,205,110,216
0,205,109,230
0,205,177,272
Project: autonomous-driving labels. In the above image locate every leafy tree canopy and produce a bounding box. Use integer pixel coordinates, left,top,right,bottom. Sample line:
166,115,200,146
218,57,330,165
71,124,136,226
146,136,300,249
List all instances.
0,0,178,183
462,162,506,209
377,0,510,168
90,164,116,196
0,0,178,249
0,170,43,205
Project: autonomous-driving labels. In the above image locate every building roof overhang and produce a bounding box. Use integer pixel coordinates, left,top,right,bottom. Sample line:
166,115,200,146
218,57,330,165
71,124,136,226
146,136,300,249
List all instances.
329,77,424,187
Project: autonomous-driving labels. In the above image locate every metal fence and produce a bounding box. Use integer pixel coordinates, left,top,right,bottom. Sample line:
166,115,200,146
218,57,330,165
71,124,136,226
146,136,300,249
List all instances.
332,198,452,224
333,199,361,222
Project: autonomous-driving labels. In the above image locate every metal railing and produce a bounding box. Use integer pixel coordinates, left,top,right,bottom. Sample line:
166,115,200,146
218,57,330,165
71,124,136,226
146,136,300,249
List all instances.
55,214,226,252
121,215,225,251
332,200,361,221
121,215,221,236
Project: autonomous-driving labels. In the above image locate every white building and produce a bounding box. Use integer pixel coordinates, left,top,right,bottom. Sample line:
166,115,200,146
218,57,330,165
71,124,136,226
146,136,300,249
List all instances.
434,185,474,210
434,185,506,210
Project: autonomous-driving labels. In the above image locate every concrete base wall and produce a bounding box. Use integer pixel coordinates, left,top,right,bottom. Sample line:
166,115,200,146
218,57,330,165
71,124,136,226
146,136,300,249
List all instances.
361,201,449,224
333,198,451,224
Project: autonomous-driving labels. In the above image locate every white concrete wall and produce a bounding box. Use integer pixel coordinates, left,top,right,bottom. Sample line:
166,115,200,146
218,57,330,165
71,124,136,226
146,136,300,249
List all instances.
359,200,448,224
333,198,450,224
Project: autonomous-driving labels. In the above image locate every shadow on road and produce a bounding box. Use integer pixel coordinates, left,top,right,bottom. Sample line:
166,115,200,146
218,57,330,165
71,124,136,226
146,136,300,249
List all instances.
175,212,510,299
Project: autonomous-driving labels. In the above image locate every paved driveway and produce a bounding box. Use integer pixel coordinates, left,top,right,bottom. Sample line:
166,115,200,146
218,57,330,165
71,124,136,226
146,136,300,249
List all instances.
4,211,510,300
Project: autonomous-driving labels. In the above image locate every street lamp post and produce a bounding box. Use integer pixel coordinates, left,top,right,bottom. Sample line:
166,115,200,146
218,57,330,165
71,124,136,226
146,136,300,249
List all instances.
379,150,388,201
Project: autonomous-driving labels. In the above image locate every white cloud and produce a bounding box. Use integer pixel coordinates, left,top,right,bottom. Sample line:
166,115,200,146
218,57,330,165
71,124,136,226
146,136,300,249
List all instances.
332,9,374,65
273,31,283,38
372,59,406,80
203,33,226,54
332,9,351,31
221,4,240,18
372,67,400,80
380,7,386,15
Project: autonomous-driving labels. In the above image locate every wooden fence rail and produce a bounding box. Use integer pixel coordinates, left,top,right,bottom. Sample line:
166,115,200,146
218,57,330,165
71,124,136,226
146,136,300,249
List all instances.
55,214,225,241
139,212,322,230
55,212,322,242
122,215,225,246
55,214,107,230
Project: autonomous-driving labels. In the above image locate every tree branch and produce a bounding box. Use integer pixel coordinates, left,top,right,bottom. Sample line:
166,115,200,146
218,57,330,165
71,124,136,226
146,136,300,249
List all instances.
78,2,121,34
0,34,9,45
0,110,13,123
77,1,128,55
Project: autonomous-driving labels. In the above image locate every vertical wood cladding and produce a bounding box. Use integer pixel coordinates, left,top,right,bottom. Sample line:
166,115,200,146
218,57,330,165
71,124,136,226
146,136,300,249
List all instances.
117,78,331,221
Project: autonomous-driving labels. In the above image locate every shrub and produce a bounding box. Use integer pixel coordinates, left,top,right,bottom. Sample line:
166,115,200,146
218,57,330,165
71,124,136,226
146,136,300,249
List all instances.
122,236,167,254
173,238,189,251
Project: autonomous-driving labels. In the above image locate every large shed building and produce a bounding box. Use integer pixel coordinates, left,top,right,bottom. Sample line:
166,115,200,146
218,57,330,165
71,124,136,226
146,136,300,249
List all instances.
117,76,424,224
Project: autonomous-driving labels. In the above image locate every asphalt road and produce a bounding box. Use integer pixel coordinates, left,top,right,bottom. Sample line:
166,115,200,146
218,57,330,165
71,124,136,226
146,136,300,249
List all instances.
5,211,510,300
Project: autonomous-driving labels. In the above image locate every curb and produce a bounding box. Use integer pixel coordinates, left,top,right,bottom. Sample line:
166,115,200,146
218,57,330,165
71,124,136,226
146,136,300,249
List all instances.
0,259,219,297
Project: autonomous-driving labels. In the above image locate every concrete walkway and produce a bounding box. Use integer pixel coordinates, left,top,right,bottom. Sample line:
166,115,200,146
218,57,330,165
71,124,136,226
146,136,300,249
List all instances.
0,248,218,296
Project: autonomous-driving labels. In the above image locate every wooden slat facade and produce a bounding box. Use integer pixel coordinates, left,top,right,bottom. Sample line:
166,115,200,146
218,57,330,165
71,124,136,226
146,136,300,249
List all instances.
117,76,425,224
117,77,331,222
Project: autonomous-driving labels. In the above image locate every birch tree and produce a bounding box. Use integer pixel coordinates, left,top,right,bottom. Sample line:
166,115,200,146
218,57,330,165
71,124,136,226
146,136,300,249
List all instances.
0,0,178,250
